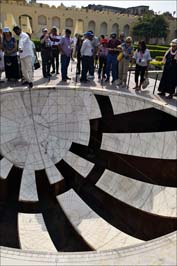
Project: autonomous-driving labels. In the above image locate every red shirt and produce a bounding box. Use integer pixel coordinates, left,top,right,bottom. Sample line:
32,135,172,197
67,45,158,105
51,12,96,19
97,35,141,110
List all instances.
108,39,121,55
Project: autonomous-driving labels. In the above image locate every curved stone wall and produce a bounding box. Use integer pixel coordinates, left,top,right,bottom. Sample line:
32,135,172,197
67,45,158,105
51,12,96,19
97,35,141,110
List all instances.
0,87,176,265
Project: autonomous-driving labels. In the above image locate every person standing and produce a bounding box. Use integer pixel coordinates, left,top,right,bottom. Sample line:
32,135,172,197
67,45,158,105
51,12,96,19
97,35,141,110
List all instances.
13,26,33,88
3,27,20,81
59,29,73,82
132,40,151,91
80,32,94,83
76,34,83,75
40,28,52,79
117,36,134,88
158,39,177,99
105,32,121,83
26,32,36,72
50,26,61,74
0,28,4,82
88,30,99,79
97,38,108,79
119,32,125,44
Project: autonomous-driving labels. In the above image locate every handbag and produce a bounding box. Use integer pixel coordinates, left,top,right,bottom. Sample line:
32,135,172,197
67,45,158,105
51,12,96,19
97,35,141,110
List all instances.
34,53,40,70
142,74,149,89
34,61,40,70
117,52,123,62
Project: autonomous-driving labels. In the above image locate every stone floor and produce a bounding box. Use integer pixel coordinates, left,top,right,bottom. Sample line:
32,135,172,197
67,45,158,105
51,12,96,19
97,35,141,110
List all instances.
0,59,177,109
0,60,177,266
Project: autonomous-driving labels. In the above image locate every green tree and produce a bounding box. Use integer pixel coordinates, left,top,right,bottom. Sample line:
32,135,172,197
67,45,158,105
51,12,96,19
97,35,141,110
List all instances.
132,15,169,43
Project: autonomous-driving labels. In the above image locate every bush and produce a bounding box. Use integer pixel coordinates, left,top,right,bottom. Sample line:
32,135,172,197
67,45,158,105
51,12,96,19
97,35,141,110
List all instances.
149,50,166,59
155,56,164,61
32,39,41,52
150,60,164,70
146,44,169,50
133,44,169,51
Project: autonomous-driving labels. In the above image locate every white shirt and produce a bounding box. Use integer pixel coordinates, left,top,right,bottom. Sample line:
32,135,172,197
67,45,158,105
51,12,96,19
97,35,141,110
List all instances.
29,40,36,66
18,32,33,59
81,39,93,56
133,49,151,67
50,34,61,46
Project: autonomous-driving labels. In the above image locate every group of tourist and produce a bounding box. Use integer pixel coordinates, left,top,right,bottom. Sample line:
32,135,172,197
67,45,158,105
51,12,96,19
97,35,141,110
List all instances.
0,25,177,98
0,26,34,87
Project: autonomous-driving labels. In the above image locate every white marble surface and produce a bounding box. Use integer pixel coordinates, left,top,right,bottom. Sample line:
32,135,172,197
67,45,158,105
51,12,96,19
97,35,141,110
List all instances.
63,151,94,178
109,94,153,115
57,189,143,250
0,89,90,170
96,169,177,217
18,213,57,252
0,87,176,265
19,168,38,202
0,158,13,179
101,131,177,159
1,232,176,265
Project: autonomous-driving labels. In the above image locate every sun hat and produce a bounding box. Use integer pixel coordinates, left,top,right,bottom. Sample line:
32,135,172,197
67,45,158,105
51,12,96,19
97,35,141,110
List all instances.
125,36,132,43
170,39,177,46
42,28,48,32
3,27,10,33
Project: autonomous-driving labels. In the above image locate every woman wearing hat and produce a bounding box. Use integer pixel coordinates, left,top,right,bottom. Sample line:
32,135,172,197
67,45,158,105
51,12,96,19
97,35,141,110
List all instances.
158,39,177,99
117,36,134,88
3,27,20,81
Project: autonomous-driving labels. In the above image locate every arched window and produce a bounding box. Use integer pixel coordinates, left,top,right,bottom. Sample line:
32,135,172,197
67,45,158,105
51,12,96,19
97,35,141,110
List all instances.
19,15,33,33
38,15,47,26
88,20,95,33
19,14,32,28
75,19,84,34
65,18,73,28
123,24,130,37
100,22,107,35
52,17,60,28
112,23,119,36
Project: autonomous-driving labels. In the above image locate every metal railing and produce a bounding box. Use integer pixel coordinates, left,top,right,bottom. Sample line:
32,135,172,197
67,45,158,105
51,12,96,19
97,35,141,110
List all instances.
127,68,163,94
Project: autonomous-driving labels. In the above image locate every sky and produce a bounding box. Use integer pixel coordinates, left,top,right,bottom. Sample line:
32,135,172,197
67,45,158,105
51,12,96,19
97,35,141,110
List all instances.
36,0,177,16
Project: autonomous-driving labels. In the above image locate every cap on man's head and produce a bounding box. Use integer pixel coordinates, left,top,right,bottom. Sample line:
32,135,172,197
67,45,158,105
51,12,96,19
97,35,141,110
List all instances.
52,26,57,30
84,31,94,37
3,27,10,33
111,32,117,37
42,28,48,32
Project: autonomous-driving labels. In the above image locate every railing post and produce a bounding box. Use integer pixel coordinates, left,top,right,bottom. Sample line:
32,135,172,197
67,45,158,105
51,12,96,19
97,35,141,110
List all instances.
153,73,159,94
127,69,131,88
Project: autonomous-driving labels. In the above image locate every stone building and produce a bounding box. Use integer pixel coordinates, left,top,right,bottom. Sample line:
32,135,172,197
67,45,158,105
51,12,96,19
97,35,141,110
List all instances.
86,4,151,16
0,0,176,44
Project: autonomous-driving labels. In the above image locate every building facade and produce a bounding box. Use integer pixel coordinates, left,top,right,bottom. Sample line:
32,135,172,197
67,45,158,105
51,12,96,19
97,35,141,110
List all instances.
0,0,176,44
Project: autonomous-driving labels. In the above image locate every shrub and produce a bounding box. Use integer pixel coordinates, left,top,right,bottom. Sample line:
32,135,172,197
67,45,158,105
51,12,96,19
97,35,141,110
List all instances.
155,56,164,61
150,60,164,70
32,39,41,52
146,44,169,50
133,44,169,51
149,50,166,59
